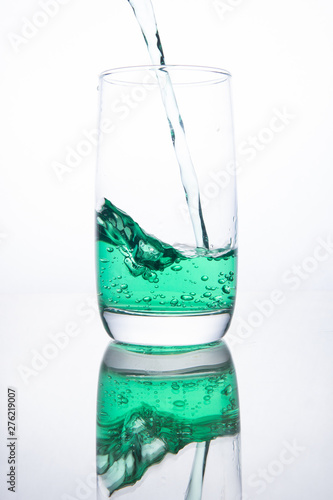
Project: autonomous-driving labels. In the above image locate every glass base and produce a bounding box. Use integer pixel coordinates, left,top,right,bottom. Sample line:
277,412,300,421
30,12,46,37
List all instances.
102,310,232,346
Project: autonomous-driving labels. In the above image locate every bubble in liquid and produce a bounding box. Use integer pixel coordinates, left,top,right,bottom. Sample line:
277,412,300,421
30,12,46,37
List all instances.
171,265,182,271
218,278,227,285
170,299,178,306
100,259,109,263
224,385,232,395
120,284,128,289
143,296,152,302
222,285,231,294
173,400,185,408
184,382,196,389
106,247,114,253
181,295,194,301
203,292,212,298
201,275,209,281
118,395,129,405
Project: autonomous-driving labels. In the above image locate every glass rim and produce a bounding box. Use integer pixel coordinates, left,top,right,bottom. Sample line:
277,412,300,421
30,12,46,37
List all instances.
99,65,232,86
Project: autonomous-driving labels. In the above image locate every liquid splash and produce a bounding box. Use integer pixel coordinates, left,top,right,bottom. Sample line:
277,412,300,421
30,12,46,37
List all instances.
97,198,236,314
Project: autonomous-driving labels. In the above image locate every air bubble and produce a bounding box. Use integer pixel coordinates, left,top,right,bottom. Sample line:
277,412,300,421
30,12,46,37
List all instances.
171,265,182,271
184,382,196,389
181,295,194,301
201,275,209,281
173,400,185,408
143,296,151,302
222,285,231,294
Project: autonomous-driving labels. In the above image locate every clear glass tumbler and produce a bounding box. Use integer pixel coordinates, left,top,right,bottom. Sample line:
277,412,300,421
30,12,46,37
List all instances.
96,65,237,345
96,341,242,499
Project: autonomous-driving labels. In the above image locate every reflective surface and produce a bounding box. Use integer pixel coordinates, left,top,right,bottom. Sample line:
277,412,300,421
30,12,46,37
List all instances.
0,292,332,500
96,341,241,499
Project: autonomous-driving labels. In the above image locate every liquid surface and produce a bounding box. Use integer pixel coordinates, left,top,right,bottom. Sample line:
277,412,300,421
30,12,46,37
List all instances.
97,199,236,315
97,351,239,496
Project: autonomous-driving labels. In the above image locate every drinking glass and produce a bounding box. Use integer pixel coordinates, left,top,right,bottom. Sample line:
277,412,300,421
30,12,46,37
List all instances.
96,341,242,499
96,65,237,345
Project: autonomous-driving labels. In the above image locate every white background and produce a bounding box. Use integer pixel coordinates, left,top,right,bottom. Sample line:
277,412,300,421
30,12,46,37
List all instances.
1,1,333,499
1,0,333,293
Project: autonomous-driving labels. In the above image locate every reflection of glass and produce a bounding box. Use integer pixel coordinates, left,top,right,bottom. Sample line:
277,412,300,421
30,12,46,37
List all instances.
96,66,237,345
96,341,241,499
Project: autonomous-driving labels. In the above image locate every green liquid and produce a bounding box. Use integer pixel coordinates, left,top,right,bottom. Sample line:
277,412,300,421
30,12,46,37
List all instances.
97,199,237,315
96,346,239,495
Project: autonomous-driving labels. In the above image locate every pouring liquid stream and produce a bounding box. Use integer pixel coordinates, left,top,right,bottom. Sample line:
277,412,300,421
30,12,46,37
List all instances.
127,0,209,250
